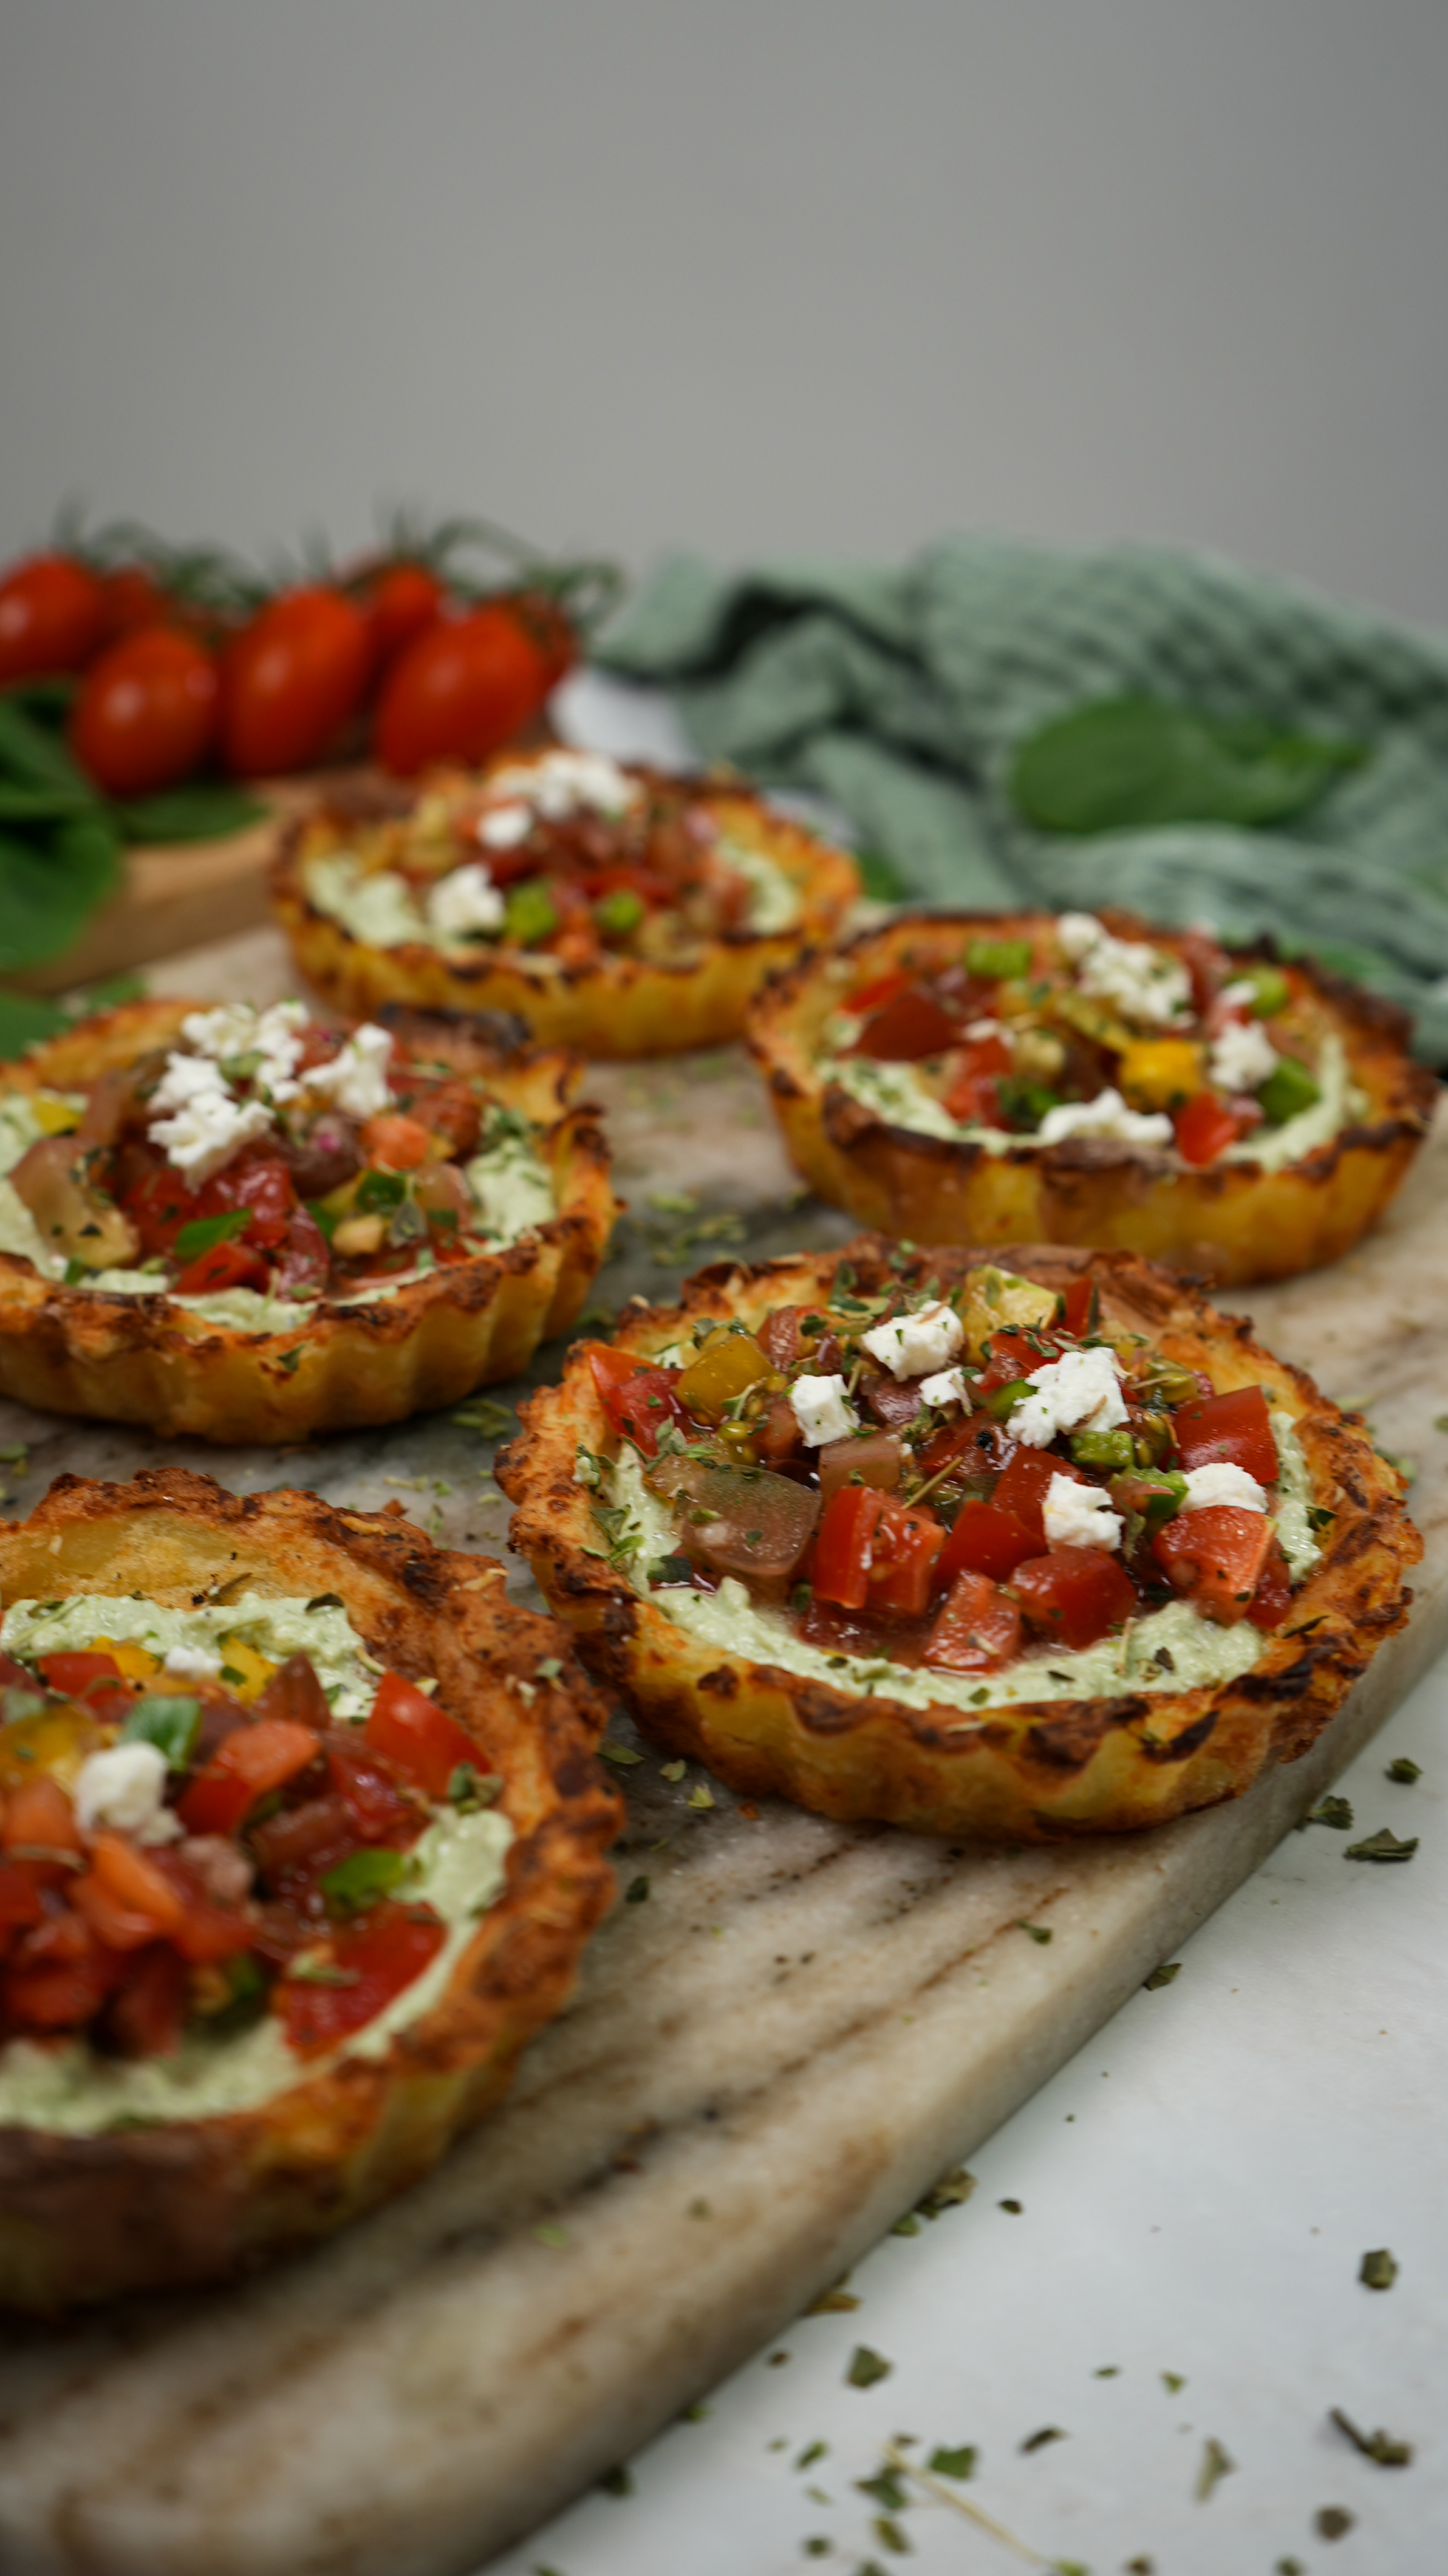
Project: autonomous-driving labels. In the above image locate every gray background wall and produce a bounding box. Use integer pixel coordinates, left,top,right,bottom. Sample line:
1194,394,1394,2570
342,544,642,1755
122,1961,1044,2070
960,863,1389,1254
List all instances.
2,2,1446,626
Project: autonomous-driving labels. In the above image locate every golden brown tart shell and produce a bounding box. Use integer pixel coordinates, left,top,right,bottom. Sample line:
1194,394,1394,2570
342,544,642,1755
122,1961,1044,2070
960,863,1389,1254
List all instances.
497,1239,1419,1844
748,911,1437,1285
0,1468,621,2313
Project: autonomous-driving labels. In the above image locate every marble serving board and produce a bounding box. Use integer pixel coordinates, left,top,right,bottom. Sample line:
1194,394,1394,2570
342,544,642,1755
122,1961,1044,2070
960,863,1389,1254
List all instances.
0,924,1444,2576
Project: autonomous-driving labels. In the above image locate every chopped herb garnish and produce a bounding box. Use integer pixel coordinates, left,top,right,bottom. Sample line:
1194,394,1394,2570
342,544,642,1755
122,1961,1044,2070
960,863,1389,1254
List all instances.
1014,1919,1053,1944
288,1956,360,1987
1020,2426,1067,2453
796,2440,828,2468
320,1848,412,1913
805,2282,861,2315
1345,1828,1418,1862
926,2444,977,2479
873,2515,910,2554
306,1591,345,1611
278,1349,302,1374
846,2345,893,2389
172,1207,251,1261
1195,2437,1234,2500
998,2197,1023,2214
856,2467,907,2512
624,1874,649,1903
1386,1755,1422,1784
1161,2372,1186,2394
686,1783,715,1810
1143,1961,1181,1990
917,2165,975,2219
598,1740,644,1767
1314,2506,1354,2540
597,2464,632,2496
447,1763,502,1811
1331,2406,1412,2465
1300,1793,1353,1831
1359,2246,1398,2289
121,1693,201,1767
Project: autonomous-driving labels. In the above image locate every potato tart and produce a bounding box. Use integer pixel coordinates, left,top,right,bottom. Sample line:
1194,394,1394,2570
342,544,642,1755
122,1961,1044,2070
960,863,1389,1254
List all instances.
0,993,615,1441
0,1468,620,2311
498,1239,1418,1843
272,747,860,1056
749,909,1436,1284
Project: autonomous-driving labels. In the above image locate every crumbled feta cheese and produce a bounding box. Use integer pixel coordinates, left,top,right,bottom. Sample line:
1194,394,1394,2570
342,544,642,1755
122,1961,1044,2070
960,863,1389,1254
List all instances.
309,1023,394,1120
1036,1088,1174,1148
1011,1343,1128,1449
426,862,505,937
73,1741,182,1845
163,1642,223,1680
861,1300,965,1381
487,748,643,826
1056,911,1190,1026
180,1003,261,1061
148,1053,273,1181
1042,1474,1124,1551
1180,1461,1268,1513
919,1366,972,1410
180,1000,309,1105
962,1018,1005,1043
790,1373,859,1447
1209,1016,1278,1095
477,802,532,851
1218,979,1258,1014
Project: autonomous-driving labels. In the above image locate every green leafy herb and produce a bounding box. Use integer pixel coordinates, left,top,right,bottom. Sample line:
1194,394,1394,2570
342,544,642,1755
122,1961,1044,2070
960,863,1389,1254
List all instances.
593,885,645,937
1195,2436,1234,2500
917,2165,977,2219
306,1592,344,1611
1386,1756,1422,1784
121,1693,201,1768
598,1740,643,1768
1161,2371,1186,2394
504,881,559,948
1314,2506,1354,2540
320,1848,411,1914
624,1874,650,1903
856,2467,907,2511
855,845,907,902
1014,1919,1053,1945
288,1956,360,1987
1258,1054,1321,1126
447,1763,501,1812
998,2197,1023,2214
1144,1962,1181,1989
805,2281,860,2315
873,2515,910,2554
890,2213,921,2236
172,1207,251,1262
1021,2426,1067,2453
112,784,265,844
1011,696,1366,836
1331,2406,1412,2466
686,1783,715,1810
660,1758,686,1783
597,2464,633,2496
1359,2246,1398,2289
648,1553,695,1588
0,810,122,973
355,1167,408,1214
453,1397,515,1436
846,2345,893,2389
1303,1793,1354,1831
966,934,1032,980
926,2444,977,2479
1345,1828,1418,1863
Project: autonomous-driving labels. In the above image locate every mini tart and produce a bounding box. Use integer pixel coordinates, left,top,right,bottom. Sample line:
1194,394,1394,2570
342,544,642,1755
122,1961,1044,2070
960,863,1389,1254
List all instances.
0,997,616,1442
497,1239,1418,1843
748,911,1436,1285
0,1468,620,2312
272,758,860,1057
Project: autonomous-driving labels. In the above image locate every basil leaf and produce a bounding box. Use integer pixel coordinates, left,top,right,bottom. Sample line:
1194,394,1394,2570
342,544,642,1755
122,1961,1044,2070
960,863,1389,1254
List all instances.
0,691,97,799
355,1168,408,1214
0,780,97,824
320,1847,411,1913
121,1693,202,1767
1011,696,1367,836
172,1207,251,1262
855,846,907,902
0,814,122,971
113,785,267,845
0,989,67,1057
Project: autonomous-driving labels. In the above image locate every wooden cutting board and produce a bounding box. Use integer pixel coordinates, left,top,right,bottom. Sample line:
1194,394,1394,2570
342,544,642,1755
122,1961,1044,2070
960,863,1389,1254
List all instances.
0,953,1442,2576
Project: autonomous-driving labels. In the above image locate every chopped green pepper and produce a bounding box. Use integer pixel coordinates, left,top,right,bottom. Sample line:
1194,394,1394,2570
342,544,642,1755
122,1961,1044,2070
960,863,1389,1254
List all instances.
1257,1055,1320,1124
121,1694,202,1768
966,936,1033,981
504,882,559,947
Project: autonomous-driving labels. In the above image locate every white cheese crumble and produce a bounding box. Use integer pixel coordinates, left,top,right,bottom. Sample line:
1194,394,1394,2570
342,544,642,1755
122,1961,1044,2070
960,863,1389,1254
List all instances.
484,748,643,826
477,802,533,850
1209,1015,1279,1095
1180,1461,1268,1513
180,1000,310,1105
1056,912,1191,1027
73,1742,182,1846
862,1300,965,1381
1036,1088,1174,1148
163,1642,224,1680
790,1373,860,1447
426,862,505,937
148,1055,273,1181
1011,1344,1128,1449
308,1023,394,1120
919,1366,972,1410
1042,1475,1123,1552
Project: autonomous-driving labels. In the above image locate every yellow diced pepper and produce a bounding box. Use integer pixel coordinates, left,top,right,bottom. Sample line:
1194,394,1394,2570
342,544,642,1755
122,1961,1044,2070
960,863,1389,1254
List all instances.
959,1264,1057,1358
31,1093,81,1136
216,1636,278,1702
675,1329,773,1423
0,1703,108,1791
1118,1039,1205,1114
89,1635,160,1683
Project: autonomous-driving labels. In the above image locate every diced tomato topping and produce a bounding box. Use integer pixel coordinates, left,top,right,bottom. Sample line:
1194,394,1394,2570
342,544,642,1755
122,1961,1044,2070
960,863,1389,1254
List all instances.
254,1651,334,1732
89,1832,188,1934
2,1772,83,1872
248,1792,356,1886
923,1572,1023,1672
3,1911,119,2033
1248,1536,1294,1631
867,1501,946,1615
205,1155,296,1249
106,1942,187,2058
177,1717,321,1836
850,986,961,1062
1178,930,1229,1019
992,1447,1084,1544
123,1161,203,1255
1013,1549,1138,1649
973,1324,1064,1397
36,1649,126,1698
0,1860,45,1931
1173,1385,1279,1485
279,1900,445,2057
811,1484,886,1611
942,1033,1012,1125
847,970,910,1017
1173,1091,1249,1167
364,1672,479,1801
1058,1276,1099,1339
914,1410,1010,1484
586,1344,688,1456
935,1498,1037,1588
360,1112,433,1171
172,1237,272,1297
1152,1505,1274,1626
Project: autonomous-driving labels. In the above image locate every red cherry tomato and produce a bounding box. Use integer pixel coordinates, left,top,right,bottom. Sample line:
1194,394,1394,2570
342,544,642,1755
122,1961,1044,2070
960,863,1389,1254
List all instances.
37,1650,126,1699
171,1237,271,1298
363,562,446,673
586,1345,689,1456
1151,1504,1274,1626
1172,1385,1279,1486
991,1447,1084,1543
69,626,220,798
923,1571,1023,1671
1012,1549,1138,1649
364,1670,480,1800
850,985,961,1063
374,603,553,777
1173,1090,1249,1167
220,585,370,776
178,1718,321,1837
0,553,107,685
1247,1535,1293,1631
934,1499,1037,1589
281,1900,444,2057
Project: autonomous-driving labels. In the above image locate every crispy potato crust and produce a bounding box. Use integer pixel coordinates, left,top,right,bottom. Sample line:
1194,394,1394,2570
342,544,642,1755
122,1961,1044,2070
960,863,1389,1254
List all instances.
0,1468,621,2313
0,998,617,1441
748,911,1438,1284
272,760,861,1056
497,1239,1419,1844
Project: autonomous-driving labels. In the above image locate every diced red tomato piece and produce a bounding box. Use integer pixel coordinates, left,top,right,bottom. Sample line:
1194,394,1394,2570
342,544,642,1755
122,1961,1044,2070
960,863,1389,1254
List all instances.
914,1409,1011,1483
106,1942,187,2058
847,970,910,1016
36,1649,125,1698
123,1161,203,1256
279,1900,445,2057
360,1112,432,1171
199,1154,297,1248
1172,1385,1279,1485
2,1772,83,1870
923,1572,1023,1671
942,1033,1012,1125
254,1651,333,1733
3,1911,119,2032
586,1345,688,1456
1058,1276,1100,1339
973,1324,1064,1397
177,1718,321,1836
935,1498,1037,1588
1173,1091,1249,1167
1248,1536,1294,1632
1013,1549,1138,1649
850,986,961,1061
87,1832,188,1935
1152,1505,1274,1626
248,1792,356,1886
167,1898,257,1967
172,1237,272,1297
867,1500,945,1614
0,1860,46,1931
363,1672,478,1801
810,1484,886,1611
992,1448,1084,1544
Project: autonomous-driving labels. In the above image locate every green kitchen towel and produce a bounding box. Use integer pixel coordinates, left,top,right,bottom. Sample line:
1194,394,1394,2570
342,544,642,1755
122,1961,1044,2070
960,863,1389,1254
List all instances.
599,536,1448,1061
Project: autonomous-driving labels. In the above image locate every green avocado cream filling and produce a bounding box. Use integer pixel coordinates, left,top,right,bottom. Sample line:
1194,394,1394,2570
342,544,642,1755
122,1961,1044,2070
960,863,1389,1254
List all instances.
304,838,801,950
0,1591,513,2134
598,1413,1320,1719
